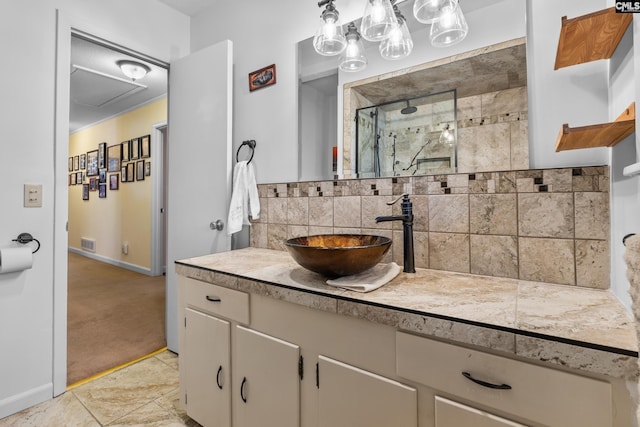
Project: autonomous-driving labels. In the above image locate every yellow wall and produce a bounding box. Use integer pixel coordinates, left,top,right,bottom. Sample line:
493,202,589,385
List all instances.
68,98,166,271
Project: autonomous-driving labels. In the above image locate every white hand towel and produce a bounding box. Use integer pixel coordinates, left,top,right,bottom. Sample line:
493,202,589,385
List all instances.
227,161,260,235
326,262,401,293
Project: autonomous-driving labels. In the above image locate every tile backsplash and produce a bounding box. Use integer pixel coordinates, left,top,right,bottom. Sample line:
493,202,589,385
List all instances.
249,166,610,290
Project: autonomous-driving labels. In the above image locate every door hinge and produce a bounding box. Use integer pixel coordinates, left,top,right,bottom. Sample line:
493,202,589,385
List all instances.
315,362,319,389
298,355,304,381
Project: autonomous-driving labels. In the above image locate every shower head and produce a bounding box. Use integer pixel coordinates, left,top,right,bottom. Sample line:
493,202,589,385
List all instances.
401,100,417,115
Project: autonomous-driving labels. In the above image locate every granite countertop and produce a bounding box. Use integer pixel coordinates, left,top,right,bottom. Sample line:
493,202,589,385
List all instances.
176,247,638,380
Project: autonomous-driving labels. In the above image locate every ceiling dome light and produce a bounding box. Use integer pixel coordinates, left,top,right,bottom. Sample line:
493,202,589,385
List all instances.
313,0,347,56
117,60,151,81
339,23,367,72
360,0,396,42
429,1,468,47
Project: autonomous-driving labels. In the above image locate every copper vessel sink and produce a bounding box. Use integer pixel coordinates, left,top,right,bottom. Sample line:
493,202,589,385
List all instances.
284,234,392,278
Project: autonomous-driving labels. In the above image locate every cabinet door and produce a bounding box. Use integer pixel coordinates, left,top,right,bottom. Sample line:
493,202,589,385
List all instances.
318,355,417,427
184,308,231,427
435,396,526,427
235,326,300,427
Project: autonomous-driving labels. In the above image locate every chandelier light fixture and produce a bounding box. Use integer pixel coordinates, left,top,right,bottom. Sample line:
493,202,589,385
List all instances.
340,23,368,72
312,0,468,70
429,1,468,47
360,0,397,42
116,60,151,81
379,4,413,60
313,0,347,56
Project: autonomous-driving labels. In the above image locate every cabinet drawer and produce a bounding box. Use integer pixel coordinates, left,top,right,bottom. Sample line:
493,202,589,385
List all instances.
396,331,611,427
181,276,249,324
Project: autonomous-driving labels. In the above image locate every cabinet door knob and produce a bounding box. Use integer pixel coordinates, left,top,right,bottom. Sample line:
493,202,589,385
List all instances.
206,295,221,302
240,377,248,403
462,371,512,390
216,365,223,390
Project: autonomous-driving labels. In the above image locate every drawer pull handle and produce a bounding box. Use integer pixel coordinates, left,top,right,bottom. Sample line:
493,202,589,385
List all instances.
240,377,248,403
462,371,512,390
206,295,221,302
216,365,223,390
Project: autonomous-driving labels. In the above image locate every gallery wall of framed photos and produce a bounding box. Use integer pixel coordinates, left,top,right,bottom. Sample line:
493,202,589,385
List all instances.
68,98,166,270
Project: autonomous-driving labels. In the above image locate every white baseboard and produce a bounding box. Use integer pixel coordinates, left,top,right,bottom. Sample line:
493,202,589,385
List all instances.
0,383,52,420
68,247,153,276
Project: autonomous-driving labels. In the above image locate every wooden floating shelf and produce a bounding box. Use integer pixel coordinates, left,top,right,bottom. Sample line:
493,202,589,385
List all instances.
554,7,632,70
555,103,635,152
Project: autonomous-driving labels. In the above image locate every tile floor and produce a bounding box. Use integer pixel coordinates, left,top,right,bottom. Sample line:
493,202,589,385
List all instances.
0,351,200,427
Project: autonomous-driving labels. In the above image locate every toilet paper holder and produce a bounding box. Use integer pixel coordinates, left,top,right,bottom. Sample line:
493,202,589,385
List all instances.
12,232,40,254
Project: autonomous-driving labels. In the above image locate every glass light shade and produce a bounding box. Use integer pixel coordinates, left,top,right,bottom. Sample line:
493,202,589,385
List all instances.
313,8,347,56
413,0,458,24
379,18,413,60
117,60,150,81
430,3,468,47
360,0,396,42
339,31,367,72
439,126,455,146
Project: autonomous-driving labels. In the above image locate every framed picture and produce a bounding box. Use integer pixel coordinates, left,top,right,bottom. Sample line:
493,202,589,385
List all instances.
249,64,276,92
68,157,73,172
130,137,140,160
89,177,97,191
98,142,107,169
80,153,86,170
73,155,79,171
144,161,151,176
136,160,145,181
121,140,130,162
82,184,89,201
86,150,99,176
107,144,122,172
76,171,84,184
127,162,135,182
140,135,151,158
121,166,127,183
70,173,76,185
99,169,107,184
98,183,107,198
109,174,119,190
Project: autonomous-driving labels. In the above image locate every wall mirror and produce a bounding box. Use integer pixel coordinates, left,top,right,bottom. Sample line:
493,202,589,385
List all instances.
298,0,528,181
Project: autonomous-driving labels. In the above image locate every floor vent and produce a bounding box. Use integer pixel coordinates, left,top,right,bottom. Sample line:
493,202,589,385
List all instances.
81,237,96,253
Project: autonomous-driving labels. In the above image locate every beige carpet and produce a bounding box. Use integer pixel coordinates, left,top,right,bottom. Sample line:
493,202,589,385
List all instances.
67,252,166,385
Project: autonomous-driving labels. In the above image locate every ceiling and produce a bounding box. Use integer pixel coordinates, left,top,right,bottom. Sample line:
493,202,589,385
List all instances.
69,0,211,133
70,35,168,133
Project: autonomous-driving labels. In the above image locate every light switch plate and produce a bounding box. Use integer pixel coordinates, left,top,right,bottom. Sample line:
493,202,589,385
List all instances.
24,184,43,207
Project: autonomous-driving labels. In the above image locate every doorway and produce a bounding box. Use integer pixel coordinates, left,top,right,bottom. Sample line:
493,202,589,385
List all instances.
66,32,169,386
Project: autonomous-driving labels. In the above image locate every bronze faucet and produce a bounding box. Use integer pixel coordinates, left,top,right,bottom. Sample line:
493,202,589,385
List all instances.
375,194,415,273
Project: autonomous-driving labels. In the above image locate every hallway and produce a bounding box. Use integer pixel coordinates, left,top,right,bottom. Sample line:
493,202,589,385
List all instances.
68,252,166,385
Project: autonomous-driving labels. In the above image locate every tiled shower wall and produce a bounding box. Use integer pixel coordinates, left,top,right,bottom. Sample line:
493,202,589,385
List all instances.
249,166,610,290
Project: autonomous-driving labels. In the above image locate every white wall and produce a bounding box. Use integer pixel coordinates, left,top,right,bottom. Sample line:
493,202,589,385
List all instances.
300,81,337,181
610,12,640,311
0,0,188,418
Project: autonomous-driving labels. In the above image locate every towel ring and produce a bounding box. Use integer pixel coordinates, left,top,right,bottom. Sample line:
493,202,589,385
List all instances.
236,140,256,164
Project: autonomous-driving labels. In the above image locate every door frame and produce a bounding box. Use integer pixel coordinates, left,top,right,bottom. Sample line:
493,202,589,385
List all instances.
54,10,170,395
151,121,167,276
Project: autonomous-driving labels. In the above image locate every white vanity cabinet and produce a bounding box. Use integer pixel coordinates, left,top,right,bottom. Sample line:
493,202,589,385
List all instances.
183,308,231,427
396,331,613,427
435,396,526,427
178,272,628,427
234,325,300,427
317,355,417,427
